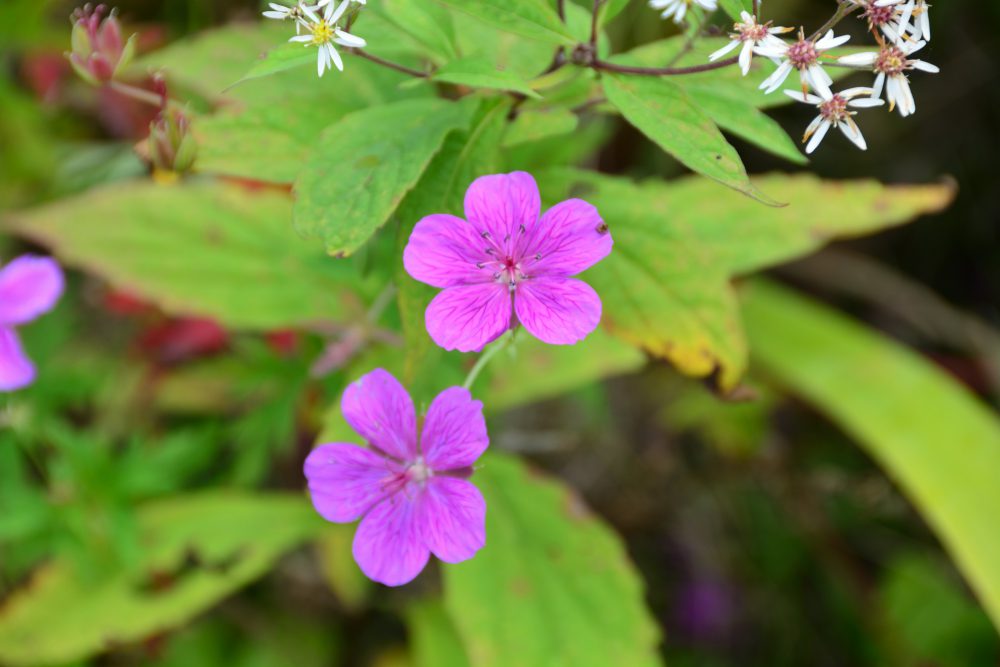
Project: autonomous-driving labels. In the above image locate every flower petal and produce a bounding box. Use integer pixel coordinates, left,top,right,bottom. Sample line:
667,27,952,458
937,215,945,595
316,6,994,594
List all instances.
515,277,601,346
0,327,35,392
0,255,64,326
352,495,430,586
425,283,511,353
417,477,486,563
421,386,488,470
463,172,541,245
404,214,490,288
304,443,400,523
523,199,613,278
341,369,417,461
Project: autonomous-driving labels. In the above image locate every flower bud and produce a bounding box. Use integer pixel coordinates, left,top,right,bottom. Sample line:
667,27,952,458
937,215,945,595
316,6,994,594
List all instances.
67,4,137,85
148,103,198,175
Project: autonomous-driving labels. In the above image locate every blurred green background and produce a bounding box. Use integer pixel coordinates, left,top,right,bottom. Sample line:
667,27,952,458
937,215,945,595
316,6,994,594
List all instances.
2,1,999,666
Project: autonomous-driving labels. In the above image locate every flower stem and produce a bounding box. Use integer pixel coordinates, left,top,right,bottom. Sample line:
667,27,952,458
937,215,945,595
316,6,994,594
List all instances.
109,80,165,107
591,55,739,76
350,49,429,78
808,1,859,41
462,329,517,391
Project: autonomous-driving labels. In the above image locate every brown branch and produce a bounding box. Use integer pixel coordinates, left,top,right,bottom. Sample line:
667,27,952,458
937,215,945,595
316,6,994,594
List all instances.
591,55,739,76
350,50,429,78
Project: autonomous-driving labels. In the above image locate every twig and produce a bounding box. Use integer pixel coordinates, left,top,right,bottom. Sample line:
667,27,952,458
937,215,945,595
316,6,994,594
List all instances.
557,0,566,21
753,0,760,18
350,50,429,78
808,1,859,41
590,0,603,47
109,80,165,107
591,55,740,76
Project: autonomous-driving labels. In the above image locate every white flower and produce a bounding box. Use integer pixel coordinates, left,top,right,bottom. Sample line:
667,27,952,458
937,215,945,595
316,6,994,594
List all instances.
876,0,931,41
262,2,314,34
756,29,850,98
290,0,367,77
649,0,718,25
838,40,938,116
784,87,883,153
708,11,793,76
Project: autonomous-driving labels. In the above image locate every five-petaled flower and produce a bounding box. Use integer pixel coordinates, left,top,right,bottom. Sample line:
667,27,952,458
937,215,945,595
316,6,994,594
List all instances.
305,369,489,586
0,256,64,392
404,172,614,353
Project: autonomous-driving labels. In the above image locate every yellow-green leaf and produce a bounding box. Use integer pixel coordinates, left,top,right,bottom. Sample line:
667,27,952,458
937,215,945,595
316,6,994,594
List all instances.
0,493,321,666
536,169,955,390
443,454,662,667
742,280,1000,631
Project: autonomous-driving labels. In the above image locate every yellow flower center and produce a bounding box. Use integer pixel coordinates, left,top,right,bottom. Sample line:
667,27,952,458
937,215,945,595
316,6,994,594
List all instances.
311,22,334,45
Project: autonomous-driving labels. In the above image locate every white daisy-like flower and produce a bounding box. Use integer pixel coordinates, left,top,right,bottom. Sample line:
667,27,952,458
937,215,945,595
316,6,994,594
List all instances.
838,39,938,116
708,11,793,76
784,87,884,153
262,2,314,34
876,0,931,41
755,29,850,98
649,0,718,25
845,0,916,44
290,0,367,77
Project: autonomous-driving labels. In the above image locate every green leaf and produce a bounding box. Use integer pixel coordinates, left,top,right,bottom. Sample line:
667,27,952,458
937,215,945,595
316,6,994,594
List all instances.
481,329,645,413
394,98,512,403
433,55,541,98
536,169,955,390
369,0,459,63
879,555,999,665
742,280,1000,631
435,0,576,46
681,86,807,165
293,98,477,256
196,59,430,184
718,0,753,21
601,73,774,203
444,454,662,667
5,181,369,329
233,40,317,84
406,600,472,667
598,0,633,26
502,108,578,147
0,493,320,666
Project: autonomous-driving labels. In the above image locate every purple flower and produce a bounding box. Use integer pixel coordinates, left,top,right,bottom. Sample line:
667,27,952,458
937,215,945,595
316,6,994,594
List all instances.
304,368,488,586
403,171,613,352
0,255,64,392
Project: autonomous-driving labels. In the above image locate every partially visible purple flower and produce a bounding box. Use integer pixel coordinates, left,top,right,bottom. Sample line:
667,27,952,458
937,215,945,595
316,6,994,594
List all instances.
0,256,64,392
304,368,488,586
403,172,613,353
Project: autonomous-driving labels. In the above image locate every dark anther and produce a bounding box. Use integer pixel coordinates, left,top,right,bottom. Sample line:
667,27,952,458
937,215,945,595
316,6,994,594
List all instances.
481,231,491,239
596,222,610,234
519,224,526,234
535,253,542,260
485,247,495,255
493,272,502,280
476,262,485,269
504,234,511,243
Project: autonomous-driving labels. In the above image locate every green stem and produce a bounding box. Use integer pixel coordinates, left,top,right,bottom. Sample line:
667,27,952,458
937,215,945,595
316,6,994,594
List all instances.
109,80,165,107
462,329,517,390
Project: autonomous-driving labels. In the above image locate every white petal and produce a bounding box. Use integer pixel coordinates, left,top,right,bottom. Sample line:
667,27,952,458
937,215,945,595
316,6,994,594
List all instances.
334,29,366,47
738,41,754,75
838,52,877,67
806,65,832,98
708,39,740,62
805,120,831,154
760,60,792,93
911,59,939,73
872,72,886,99
262,10,286,18
783,89,817,104
289,34,313,43
849,97,884,108
839,119,867,150
328,43,344,71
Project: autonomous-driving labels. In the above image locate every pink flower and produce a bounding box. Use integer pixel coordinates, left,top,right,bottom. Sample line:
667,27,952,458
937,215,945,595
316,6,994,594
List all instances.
0,255,64,392
304,369,488,586
403,172,613,352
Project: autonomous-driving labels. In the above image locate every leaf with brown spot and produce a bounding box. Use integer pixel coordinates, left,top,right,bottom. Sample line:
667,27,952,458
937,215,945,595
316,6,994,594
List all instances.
536,169,955,391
